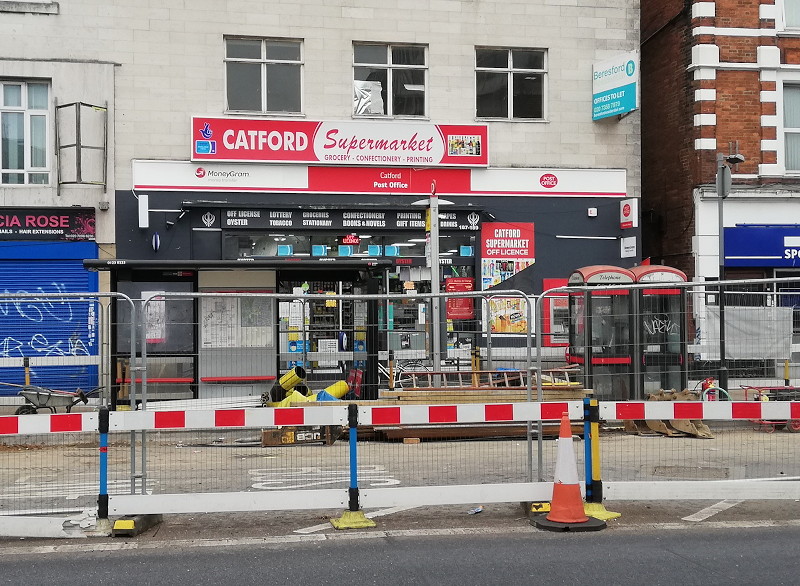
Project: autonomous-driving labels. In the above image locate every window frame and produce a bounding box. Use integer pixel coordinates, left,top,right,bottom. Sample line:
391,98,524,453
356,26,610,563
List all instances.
223,36,304,115
778,0,800,32
352,42,428,118
777,78,800,174
1,79,51,186
474,46,548,121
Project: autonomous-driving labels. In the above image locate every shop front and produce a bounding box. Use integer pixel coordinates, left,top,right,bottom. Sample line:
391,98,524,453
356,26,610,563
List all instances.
93,117,637,403
0,207,98,394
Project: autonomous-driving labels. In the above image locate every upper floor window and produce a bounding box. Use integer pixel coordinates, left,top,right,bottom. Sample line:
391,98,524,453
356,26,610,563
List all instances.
225,37,302,114
1,80,50,185
783,85,800,170
785,1,800,28
353,43,427,117
475,48,546,120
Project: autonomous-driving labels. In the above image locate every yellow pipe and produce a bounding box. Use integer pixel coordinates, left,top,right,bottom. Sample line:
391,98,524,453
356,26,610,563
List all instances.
279,366,306,390
323,380,349,399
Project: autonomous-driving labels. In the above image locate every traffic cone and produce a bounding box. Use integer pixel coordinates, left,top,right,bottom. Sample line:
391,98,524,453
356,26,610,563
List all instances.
533,412,606,532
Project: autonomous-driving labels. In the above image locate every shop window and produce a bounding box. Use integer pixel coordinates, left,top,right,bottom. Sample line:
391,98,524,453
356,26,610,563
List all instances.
475,47,546,120
115,280,195,355
353,43,427,117
225,37,302,114
775,271,800,341
1,80,50,185
224,232,475,260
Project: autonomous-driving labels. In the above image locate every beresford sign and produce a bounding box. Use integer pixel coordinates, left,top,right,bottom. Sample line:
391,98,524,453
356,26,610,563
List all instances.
191,117,488,167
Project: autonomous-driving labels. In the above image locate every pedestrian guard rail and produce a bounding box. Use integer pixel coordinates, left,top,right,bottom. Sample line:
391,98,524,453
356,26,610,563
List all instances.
3,279,800,531
2,399,800,527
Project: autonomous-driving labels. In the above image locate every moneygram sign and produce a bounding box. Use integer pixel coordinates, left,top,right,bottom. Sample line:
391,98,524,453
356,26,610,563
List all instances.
191,117,488,167
592,51,639,121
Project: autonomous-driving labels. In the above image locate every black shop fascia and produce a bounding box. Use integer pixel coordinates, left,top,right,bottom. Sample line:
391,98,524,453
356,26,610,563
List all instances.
95,193,486,291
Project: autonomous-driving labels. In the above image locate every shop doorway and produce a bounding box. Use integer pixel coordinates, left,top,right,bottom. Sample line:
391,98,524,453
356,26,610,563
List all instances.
277,273,371,393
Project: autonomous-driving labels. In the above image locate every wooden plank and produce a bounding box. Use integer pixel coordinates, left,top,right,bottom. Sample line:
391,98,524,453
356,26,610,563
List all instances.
373,422,584,441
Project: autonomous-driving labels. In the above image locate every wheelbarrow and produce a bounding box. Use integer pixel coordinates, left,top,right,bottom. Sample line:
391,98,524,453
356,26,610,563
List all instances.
13,385,103,415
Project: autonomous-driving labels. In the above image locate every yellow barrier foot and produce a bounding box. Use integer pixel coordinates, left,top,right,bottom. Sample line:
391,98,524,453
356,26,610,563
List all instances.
531,502,621,521
111,514,163,537
330,510,377,530
530,502,551,514
583,502,621,521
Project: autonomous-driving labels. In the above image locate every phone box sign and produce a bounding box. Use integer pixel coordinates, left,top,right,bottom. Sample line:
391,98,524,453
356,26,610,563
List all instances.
192,117,488,167
481,222,535,258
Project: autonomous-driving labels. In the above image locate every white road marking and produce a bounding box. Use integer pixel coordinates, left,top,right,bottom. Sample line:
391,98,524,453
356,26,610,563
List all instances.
294,505,419,534
0,479,154,501
249,465,400,490
682,499,743,522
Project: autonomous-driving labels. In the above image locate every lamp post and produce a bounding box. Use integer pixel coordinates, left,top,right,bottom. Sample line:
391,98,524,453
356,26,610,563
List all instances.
715,152,745,394
427,181,442,375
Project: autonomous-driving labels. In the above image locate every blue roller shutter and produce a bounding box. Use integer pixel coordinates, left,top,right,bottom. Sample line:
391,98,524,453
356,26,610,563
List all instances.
0,242,99,395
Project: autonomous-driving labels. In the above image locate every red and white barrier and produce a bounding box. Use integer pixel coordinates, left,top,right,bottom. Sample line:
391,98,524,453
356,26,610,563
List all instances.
359,401,584,426
3,401,798,436
0,412,98,435
108,406,348,431
600,401,800,421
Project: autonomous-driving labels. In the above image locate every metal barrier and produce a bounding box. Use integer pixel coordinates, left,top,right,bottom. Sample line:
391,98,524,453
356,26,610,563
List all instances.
1,282,800,534
0,292,136,407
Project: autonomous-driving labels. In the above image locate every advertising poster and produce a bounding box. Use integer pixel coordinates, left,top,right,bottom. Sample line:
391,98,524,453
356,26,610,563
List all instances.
142,290,166,344
487,297,529,334
480,222,535,335
480,222,535,289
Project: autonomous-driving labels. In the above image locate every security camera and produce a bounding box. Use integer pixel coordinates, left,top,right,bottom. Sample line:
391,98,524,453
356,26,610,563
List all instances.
724,154,745,165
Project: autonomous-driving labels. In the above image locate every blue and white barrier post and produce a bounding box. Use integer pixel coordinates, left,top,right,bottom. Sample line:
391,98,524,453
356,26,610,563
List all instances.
330,403,376,529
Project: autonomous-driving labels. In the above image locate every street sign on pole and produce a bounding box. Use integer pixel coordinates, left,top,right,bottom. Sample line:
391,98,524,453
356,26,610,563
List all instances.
716,164,731,199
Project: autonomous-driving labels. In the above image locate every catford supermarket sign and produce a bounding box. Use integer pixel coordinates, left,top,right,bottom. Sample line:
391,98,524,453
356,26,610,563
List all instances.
192,117,488,167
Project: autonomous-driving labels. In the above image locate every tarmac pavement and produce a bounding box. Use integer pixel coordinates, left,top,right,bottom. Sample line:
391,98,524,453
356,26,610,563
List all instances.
3,498,800,551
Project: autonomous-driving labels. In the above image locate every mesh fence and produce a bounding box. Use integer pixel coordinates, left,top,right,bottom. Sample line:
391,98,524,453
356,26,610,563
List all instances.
0,432,103,516
1,281,799,515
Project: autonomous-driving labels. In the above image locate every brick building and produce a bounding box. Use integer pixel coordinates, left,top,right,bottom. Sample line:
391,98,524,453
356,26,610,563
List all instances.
642,0,800,284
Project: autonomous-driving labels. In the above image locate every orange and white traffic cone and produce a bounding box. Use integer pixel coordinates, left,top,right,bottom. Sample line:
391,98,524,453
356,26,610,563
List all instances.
533,412,606,532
